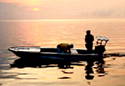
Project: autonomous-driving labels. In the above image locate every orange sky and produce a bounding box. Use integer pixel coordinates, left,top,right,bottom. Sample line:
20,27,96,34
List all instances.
0,0,125,19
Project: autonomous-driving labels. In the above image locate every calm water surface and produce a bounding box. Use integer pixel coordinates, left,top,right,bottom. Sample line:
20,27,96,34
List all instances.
0,19,125,86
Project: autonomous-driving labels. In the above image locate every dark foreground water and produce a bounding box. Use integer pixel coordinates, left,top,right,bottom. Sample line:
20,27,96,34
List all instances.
0,19,125,86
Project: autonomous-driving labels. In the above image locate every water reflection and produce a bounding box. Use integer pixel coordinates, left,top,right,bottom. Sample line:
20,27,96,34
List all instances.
0,70,37,81
10,57,74,69
10,55,106,80
85,55,106,80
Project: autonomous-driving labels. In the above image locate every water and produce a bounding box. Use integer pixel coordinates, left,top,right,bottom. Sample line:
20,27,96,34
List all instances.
0,19,125,86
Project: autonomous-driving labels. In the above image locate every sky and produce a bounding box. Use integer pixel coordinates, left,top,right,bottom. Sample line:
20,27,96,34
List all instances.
0,0,125,19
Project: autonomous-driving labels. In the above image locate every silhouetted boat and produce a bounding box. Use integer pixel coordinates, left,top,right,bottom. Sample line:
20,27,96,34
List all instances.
8,46,99,61
8,36,111,62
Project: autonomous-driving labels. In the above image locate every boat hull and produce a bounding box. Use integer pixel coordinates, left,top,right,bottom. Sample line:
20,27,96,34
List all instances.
9,46,100,62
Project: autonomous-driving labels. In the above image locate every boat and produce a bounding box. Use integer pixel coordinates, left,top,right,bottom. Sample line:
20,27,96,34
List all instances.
8,36,109,62
8,46,99,61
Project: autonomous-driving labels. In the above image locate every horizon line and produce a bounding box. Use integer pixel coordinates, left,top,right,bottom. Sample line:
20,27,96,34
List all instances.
1,18,125,22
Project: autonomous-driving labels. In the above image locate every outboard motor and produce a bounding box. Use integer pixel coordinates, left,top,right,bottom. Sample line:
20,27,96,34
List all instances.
95,36,109,55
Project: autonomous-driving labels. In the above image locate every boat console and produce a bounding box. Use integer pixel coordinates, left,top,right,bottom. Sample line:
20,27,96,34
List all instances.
95,36,109,54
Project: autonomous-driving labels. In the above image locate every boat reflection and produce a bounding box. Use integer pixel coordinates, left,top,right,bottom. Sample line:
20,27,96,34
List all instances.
85,55,106,80
10,56,75,68
10,55,106,80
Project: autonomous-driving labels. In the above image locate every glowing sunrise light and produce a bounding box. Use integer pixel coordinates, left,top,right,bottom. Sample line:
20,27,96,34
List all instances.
32,8,40,11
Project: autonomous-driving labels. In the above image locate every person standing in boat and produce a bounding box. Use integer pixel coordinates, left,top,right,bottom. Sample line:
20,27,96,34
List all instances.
85,30,94,52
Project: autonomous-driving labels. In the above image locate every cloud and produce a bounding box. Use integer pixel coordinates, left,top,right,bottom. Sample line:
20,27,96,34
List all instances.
0,0,42,6
0,0,125,19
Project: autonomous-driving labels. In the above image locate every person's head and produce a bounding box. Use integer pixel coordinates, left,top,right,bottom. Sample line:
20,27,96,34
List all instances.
86,30,91,35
